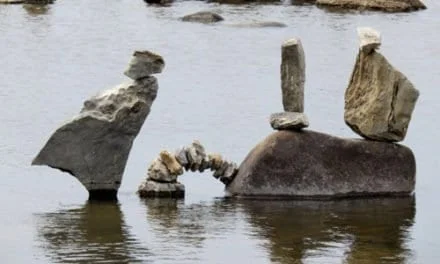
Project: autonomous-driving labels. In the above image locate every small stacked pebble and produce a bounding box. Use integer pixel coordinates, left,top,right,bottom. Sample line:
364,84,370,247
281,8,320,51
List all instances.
137,140,238,198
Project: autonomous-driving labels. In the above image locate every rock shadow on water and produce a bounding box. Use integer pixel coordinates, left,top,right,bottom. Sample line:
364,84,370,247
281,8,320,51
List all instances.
237,197,415,263
35,202,151,264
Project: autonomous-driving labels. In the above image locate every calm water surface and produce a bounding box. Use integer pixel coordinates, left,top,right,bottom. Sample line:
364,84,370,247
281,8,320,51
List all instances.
0,0,439,263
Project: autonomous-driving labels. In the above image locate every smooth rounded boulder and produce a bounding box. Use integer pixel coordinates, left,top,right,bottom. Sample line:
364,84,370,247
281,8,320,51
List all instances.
181,11,224,24
226,130,415,198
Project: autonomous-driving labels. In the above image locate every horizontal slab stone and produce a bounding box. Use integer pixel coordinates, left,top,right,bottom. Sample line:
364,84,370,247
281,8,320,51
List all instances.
226,130,415,198
138,180,185,198
270,112,309,130
316,0,427,13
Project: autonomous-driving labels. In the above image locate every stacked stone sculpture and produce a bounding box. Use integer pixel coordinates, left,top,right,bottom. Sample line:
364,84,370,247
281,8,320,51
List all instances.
270,38,309,131
227,28,419,198
138,140,238,198
344,27,419,142
32,50,164,201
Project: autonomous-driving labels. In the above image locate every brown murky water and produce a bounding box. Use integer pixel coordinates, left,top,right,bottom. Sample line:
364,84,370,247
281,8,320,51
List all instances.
0,0,439,263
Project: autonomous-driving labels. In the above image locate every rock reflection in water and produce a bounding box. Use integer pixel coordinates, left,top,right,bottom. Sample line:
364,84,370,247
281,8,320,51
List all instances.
22,4,50,16
239,197,415,264
35,202,150,264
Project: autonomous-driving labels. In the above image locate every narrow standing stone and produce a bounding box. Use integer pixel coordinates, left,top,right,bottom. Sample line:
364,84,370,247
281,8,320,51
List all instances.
281,38,305,113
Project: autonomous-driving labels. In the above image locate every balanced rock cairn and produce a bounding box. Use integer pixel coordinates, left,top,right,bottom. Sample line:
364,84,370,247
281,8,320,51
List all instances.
138,140,238,198
32,50,164,201
270,38,309,131
344,27,419,142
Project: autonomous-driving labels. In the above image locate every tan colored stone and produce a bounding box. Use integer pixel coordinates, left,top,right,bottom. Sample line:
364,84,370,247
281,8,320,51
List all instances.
344,51,419,142
316,0,426,13
208,153,223,171
159,150,183,176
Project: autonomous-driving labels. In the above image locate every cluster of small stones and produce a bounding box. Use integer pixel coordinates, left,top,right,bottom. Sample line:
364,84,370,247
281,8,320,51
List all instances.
270,37,309,131
138,140,238,198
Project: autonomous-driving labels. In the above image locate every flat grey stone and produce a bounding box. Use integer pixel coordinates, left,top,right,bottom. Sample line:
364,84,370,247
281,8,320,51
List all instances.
219,162,238,185
270,112,309,130
186,140,206,171
213,161,229,179
124,50,164,80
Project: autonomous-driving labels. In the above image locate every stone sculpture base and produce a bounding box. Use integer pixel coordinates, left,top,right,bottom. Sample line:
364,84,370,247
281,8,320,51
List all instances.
226,130,415,199
138,180,185,199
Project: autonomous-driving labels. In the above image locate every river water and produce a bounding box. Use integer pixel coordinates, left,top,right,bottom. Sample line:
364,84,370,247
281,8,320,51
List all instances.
0,0,439,263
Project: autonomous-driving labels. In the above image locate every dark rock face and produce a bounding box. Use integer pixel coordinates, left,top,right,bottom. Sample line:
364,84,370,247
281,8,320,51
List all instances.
32,77,159,199
226,130,415,198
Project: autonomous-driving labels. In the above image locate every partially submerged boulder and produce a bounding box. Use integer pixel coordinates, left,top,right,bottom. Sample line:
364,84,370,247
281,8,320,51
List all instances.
181,11,224,24
33,51,163,200
228,21,287,28
344,29,419,142
226,130,415,198
316,0,426,12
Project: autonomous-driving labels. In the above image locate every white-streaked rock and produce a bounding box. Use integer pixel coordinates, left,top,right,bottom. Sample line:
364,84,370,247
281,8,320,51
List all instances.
357,27,381,54
137,180,185,198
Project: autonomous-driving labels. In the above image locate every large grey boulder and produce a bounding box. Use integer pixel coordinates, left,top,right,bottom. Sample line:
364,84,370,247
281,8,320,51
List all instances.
344,34,419,142
32,72,159,200
181,11,224,24
226,130,415,198
316,0,426,12
281,38,305,113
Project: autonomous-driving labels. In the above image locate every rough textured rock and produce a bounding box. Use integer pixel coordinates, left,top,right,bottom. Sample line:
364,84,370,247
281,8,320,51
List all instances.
159,150,183,176
137,180,185,198
181,11,224,24
186,140,206,171
281,38,305,112
270,112,309,130
209,153,223,171
226,130,415,198
124,51,164,80
316,0,426,12
357,27,381,54
174,147,189,167
32,77,159,199
344,51,419,142
147,158,177,182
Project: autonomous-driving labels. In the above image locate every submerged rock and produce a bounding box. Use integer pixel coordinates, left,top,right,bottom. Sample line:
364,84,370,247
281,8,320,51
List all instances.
344,33,419,142
228,21,287,28
0,0,25,3
32,51,162,200
270,112,309,130
316,0,426,12
181,11,224,24
227,130,415,198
